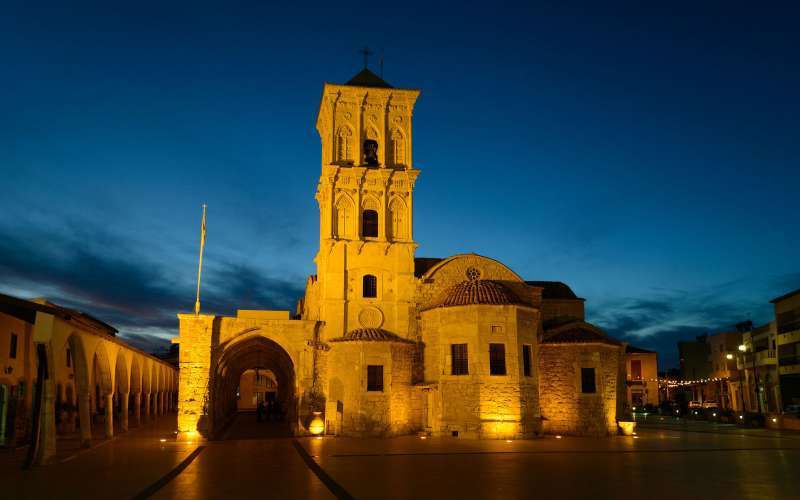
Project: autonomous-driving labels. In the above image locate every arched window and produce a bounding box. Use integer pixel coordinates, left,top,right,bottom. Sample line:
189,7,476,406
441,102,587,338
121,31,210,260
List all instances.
363,274,377,298
336,126,353,163
335,197,353,238
362,209,378,238
390,128,405,166
388,198,407,240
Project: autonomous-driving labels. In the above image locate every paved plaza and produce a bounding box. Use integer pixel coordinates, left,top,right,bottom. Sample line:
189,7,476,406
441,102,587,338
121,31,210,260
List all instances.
4,413,800,500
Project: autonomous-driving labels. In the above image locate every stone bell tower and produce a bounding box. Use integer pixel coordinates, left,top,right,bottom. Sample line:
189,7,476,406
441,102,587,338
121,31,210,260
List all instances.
311,68,421,341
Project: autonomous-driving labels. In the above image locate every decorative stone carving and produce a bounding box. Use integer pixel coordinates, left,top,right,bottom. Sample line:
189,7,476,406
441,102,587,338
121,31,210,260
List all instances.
358,306,384,329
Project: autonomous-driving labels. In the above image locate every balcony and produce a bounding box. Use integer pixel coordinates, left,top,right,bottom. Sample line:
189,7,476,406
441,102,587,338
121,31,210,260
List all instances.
755,350,777,365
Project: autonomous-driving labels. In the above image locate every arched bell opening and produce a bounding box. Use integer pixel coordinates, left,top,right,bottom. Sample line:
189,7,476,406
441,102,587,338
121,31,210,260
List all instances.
212,336,296,438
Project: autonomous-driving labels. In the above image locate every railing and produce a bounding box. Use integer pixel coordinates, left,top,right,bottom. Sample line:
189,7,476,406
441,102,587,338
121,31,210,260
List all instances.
756,350,777,364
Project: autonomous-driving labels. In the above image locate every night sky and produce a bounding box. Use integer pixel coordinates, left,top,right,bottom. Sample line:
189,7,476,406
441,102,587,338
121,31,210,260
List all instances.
2,2,798,368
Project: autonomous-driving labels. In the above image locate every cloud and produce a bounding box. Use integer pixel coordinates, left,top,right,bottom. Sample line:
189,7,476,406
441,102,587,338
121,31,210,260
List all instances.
0,220,305,352
118,333,172,355
587,276,799,370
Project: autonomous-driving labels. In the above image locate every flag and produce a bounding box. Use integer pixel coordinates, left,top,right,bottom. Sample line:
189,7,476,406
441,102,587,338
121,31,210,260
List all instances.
195,204,207,316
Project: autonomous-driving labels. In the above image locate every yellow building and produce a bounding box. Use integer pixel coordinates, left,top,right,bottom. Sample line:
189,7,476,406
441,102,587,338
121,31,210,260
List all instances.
0,293,177,464
772,289,800,410
237,369,277,411
177,68,626,440
706,331,743,410
624,345,659,409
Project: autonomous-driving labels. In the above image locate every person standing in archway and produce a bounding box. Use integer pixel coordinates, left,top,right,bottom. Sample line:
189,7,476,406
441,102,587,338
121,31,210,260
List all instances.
256,400,265,422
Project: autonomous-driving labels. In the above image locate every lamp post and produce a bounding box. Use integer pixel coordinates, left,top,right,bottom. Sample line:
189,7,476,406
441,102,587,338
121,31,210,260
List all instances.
736,320,763,417
736,345,747,414
725,353,734,410
738,343,762,415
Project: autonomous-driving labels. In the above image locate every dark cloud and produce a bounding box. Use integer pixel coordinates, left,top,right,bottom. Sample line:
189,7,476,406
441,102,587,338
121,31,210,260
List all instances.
0,221,305,353
119,333,172,355
588,278,796,370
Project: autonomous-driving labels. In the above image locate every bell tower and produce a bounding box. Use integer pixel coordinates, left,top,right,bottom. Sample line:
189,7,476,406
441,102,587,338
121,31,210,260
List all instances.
311,68,421,341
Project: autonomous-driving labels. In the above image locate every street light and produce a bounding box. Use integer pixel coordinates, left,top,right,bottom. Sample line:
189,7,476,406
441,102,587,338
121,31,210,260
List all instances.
726,353,734,360
735,317,763,418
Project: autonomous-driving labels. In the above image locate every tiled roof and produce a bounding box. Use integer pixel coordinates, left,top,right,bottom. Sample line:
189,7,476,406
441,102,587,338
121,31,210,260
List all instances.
0,292,118,334
414,257,443,278
329,328,414,344
542,321,622,346
345,68,393,89
626,345,656,354
524,281,582,300
425,279,524,310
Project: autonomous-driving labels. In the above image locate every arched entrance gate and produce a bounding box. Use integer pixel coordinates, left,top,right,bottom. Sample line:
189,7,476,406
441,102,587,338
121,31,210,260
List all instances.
176,312,321,440
212,336,296,434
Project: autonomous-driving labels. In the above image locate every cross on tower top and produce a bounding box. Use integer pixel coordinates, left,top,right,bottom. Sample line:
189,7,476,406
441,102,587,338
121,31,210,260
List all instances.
358,46,373,69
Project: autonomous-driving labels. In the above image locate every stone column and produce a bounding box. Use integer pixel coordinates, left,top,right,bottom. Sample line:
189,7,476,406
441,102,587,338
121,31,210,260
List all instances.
79,393,92,447
120,393,129,432
144,393,151,421
134,392,142,426
38,378,58,464
104,394,114,438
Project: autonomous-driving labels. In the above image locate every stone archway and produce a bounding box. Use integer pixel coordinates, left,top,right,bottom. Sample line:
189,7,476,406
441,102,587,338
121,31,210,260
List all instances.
212,336,297,437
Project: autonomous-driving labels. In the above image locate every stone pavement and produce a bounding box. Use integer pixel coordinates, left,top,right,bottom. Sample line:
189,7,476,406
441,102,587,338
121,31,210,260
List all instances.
296,428,800,500
1,413,196,500
5,413,800,499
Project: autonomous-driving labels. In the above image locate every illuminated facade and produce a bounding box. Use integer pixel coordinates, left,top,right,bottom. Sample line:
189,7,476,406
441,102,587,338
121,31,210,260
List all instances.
0,293,177,464
177,69,626,439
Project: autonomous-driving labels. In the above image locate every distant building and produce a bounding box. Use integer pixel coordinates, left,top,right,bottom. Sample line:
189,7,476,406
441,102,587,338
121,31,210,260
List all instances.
237,369,277,411
706,331,743,410
735,322,778,413
772,289,800,410
624,346,659,408
676,334,712,404
678,335,711,381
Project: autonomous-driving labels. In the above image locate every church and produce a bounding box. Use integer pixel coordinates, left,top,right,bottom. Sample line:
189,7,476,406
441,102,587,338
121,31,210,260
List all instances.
176,68,627,440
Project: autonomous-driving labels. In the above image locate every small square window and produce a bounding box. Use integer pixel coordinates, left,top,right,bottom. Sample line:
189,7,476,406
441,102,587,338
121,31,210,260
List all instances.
451,344,468,375
367,365,384,392
581,367,596,394
490,325,503,334
489,343,506,375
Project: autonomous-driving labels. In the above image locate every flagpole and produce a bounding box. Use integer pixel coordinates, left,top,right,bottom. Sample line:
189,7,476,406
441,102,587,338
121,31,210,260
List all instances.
194,204,207,316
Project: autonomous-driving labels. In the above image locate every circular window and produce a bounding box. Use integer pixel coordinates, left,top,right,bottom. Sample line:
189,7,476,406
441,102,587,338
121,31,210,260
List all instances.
465,267,481,281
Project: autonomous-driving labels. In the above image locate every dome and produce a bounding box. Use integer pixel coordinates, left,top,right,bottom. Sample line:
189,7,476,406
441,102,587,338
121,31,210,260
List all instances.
329,328,414,344
426,279,523,310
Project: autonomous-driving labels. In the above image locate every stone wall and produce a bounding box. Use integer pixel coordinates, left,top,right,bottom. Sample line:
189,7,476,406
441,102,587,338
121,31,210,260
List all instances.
177,314,215,438
538,343,622,436
420,303,540,439
327,340,417,437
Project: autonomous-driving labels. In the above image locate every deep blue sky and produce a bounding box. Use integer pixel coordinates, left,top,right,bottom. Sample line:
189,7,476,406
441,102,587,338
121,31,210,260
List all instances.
2,2,798,368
